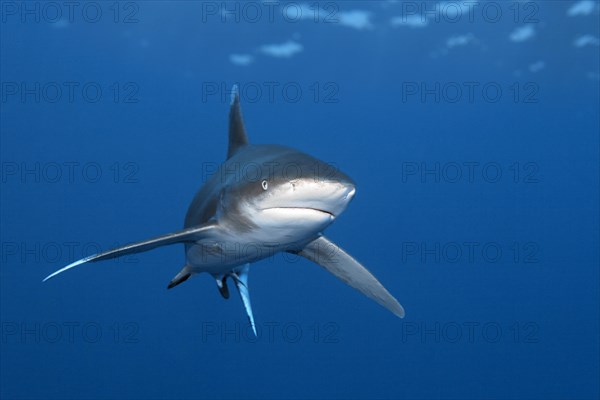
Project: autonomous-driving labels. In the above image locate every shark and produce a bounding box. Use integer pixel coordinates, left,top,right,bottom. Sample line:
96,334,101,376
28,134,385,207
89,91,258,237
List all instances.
43,85,405,334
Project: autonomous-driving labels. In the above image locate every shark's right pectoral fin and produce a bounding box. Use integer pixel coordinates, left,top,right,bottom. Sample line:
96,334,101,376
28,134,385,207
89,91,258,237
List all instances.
43,222,218,282
295,236,405,318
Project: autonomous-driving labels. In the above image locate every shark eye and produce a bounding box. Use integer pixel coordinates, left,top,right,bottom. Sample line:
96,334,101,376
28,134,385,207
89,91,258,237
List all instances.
261,180,268,191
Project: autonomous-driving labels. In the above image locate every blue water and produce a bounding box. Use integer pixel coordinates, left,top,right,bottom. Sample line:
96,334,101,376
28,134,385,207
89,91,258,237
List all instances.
1,1,599,399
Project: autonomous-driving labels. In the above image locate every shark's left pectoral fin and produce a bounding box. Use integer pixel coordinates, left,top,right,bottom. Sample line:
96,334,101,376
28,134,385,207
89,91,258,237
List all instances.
231,264,257,336
295,236,405,318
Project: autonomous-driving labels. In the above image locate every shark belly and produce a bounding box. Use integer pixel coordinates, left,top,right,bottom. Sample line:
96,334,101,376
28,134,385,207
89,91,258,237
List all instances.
185,207,333,275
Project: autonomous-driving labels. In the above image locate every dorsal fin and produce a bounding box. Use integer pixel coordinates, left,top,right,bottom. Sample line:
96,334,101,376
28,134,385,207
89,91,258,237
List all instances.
227,84,249,159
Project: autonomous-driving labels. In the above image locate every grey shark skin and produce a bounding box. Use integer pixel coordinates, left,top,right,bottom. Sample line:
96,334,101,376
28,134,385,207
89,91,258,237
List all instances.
44,86,405,334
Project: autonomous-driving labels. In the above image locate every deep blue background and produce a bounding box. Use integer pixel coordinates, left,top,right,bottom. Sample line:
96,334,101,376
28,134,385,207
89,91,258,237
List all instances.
1,1,599,399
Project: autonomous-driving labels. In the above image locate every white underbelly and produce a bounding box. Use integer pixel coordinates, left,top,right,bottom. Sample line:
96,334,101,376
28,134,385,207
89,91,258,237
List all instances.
185,208,333,275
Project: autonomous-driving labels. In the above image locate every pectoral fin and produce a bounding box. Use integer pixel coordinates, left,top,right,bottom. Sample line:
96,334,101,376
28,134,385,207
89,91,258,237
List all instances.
295,236,405,318
43,222,218,282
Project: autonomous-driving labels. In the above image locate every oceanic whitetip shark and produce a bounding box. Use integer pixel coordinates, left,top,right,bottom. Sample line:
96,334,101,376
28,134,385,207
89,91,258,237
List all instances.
44,85,405,334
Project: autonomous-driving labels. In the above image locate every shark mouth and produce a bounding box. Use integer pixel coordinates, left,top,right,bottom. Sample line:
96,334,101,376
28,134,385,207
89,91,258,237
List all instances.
261,207,335,218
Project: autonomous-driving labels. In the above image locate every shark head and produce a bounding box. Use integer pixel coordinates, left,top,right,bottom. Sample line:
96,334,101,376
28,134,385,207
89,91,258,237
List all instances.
219,146,356,238
257,163,356,220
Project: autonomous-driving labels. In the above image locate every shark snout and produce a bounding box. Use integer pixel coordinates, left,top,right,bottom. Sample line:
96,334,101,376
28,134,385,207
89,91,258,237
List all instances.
345,186,356,201
331,181,356,217
298,179,356,218
326,168,356,213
